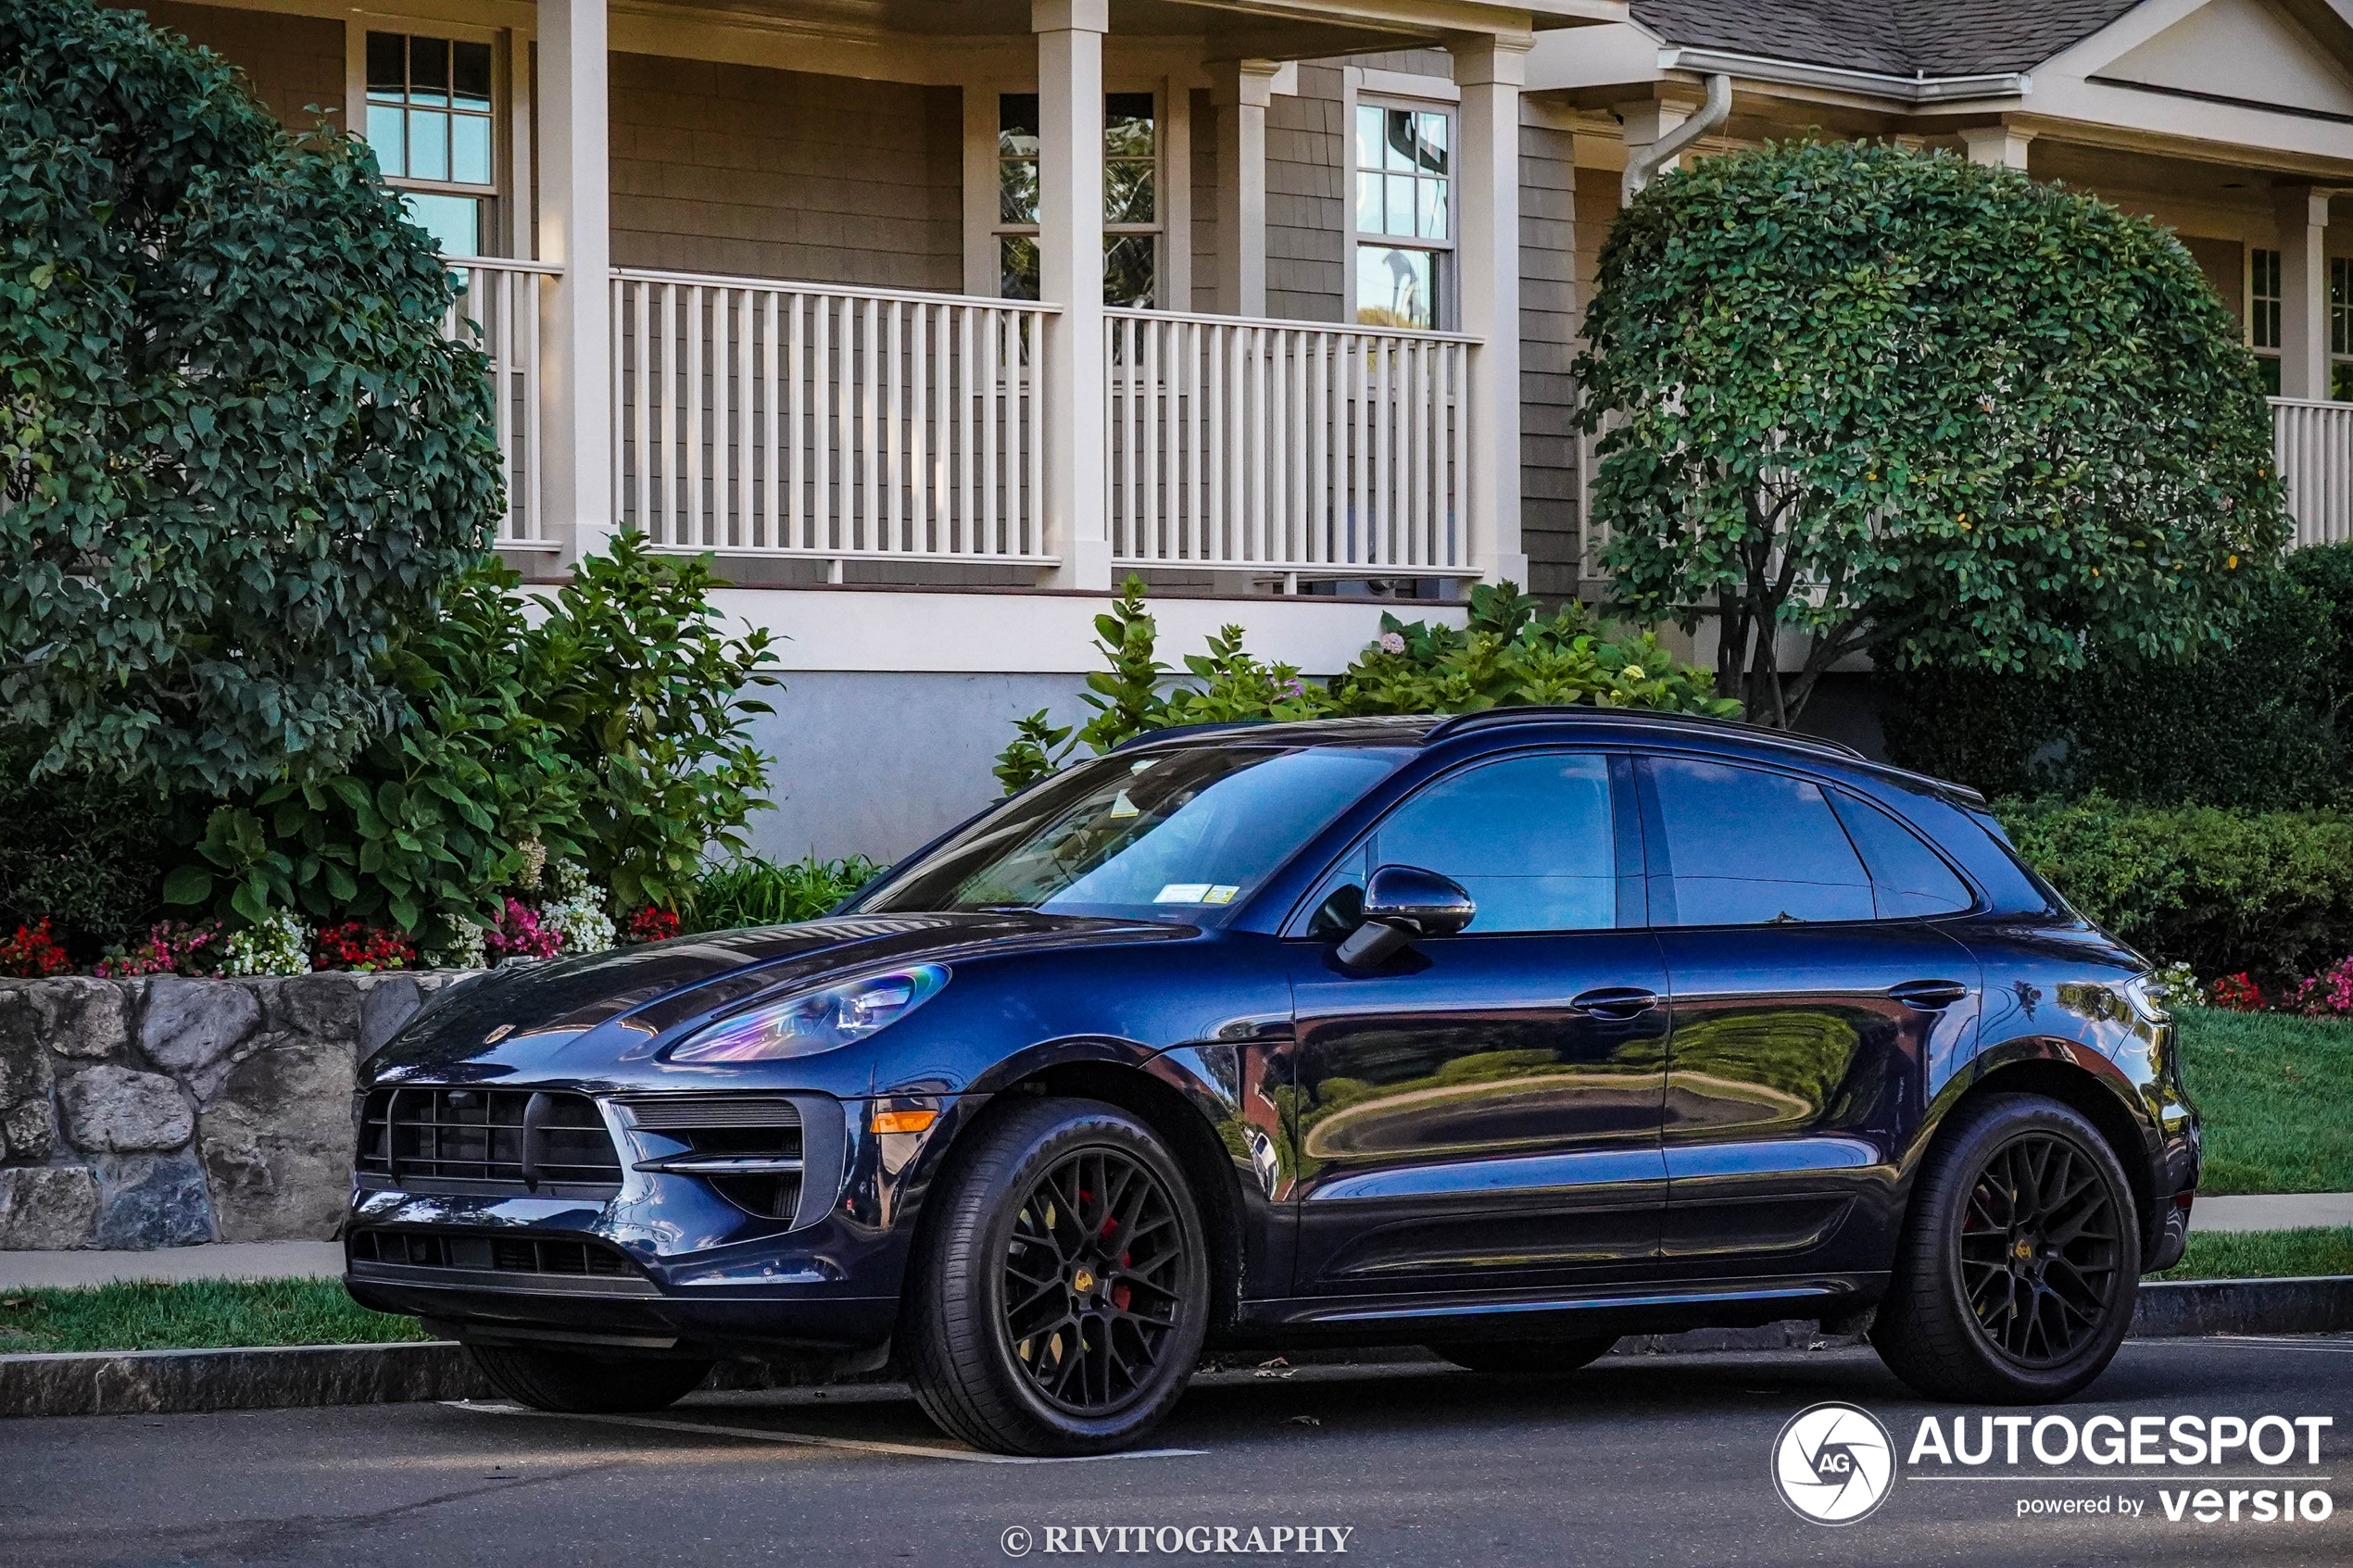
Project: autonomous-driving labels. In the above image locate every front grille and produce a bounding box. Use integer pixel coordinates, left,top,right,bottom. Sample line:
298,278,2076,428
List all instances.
619,1097,804,1221
357,1087,623,1198
348,1229,640,1278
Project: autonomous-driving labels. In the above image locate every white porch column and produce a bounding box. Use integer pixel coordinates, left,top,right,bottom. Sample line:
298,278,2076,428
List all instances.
537,0,613,564
2278,188,2333,402
1960,124,2035,169
1035,0,1111,590
1213,60,1277,317
1453,34,1530,587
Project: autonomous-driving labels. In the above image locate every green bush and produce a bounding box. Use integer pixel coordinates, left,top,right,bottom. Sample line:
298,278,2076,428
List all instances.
994,579,1735,792
0,0,501,797
1997,796,2353,982
1884,546,2349,809
0,743,177,955
1578,140,2284,727
164,539,778,935
688,854,885,931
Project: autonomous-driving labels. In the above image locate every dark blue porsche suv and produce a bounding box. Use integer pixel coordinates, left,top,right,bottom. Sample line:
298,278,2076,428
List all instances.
346,709,2199,1455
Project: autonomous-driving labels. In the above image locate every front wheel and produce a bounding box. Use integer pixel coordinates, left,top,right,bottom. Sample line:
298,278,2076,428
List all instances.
904,1098,1211,1456
1873,1093,2140,1403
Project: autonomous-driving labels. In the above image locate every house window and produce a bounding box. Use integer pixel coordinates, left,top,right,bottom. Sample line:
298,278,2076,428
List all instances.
996,92,1160,307
366,31,496,257
1353,103,1451,330
2251,246,2284,396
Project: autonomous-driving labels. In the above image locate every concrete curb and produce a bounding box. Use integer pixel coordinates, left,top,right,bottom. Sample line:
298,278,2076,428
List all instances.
7,1276,2349,1420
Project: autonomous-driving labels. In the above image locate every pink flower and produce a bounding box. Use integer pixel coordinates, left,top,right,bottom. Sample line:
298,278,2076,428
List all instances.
485,897,562,961
1378,632,1406,657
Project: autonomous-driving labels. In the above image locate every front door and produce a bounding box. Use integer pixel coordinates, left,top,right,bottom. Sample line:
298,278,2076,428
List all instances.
1284,749,1670,1297
1634,754,1982,1274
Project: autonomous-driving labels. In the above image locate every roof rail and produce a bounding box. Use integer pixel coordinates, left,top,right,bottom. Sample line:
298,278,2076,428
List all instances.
1423,705,1866,760
1108,719,1271,752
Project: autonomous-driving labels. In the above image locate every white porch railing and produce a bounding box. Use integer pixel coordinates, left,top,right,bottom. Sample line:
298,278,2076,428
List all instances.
1104,308,1474,576
443,257,560,547
610,270,1058,567
2272,396,2353,550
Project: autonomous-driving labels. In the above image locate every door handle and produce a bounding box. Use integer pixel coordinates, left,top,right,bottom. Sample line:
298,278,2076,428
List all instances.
1569,986,1659,1021
1888,979,1969,1011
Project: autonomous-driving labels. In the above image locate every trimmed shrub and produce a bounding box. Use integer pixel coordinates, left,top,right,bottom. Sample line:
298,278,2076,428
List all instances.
1997,795,2353,983
1884,544,2351,809
689,855,886,931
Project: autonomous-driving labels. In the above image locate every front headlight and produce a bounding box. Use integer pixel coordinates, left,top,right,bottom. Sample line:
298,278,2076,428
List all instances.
665,965,950,1063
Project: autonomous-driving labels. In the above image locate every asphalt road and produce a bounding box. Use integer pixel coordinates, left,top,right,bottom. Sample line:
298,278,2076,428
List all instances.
7,1336,2351,1567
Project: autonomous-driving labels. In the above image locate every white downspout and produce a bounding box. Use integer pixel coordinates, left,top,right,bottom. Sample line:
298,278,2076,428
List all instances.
1622,73,1731,205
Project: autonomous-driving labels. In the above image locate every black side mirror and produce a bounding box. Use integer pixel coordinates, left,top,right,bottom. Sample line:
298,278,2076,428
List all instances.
1334,864,1476,969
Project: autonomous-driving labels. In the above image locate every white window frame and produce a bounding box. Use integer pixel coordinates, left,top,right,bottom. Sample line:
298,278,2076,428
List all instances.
1350,92,1456,332
984,85,1166,307
344,15,522,259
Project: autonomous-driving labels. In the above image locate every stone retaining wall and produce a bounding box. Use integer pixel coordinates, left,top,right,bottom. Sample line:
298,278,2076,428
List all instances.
0,972,468,1249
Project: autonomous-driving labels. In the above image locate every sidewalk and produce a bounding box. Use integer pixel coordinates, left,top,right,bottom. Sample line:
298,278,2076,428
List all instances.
0,1241,343,1289
2189,1193,2353,1233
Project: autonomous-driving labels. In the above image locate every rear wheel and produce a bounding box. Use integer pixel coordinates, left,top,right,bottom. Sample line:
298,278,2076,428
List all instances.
904,1098,1210,1456
468,1344,713,1413
1432,1336,1618,1376
1873,1093,2140,1402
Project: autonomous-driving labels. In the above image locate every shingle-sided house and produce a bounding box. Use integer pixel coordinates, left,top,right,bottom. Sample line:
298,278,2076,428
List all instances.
96,0,2353,852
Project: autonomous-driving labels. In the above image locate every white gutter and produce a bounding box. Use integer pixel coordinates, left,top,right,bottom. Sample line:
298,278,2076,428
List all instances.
1623,71,1731,202
1658,46,2031,106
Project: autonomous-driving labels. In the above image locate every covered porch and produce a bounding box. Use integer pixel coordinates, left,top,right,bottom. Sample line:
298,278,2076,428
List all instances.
422,0,1614,592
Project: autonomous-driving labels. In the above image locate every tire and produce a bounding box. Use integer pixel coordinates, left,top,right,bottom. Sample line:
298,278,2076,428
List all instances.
1432,1336,1618,1376
468,1344,714,1413
1872,1092,2142,1403
903,1097,1211,1456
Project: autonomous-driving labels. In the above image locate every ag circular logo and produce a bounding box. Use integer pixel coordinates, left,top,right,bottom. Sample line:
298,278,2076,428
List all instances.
1771,1402,1895,1525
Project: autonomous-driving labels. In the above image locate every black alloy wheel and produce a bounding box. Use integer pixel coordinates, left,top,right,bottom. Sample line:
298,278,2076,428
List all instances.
905,1097,1210,1455
1002,1147,1189,1414
1873,1092,2142,1403
1957,1132,2125,1365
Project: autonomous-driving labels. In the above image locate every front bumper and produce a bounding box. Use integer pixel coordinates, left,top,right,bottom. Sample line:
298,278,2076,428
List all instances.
343,1085,959,1356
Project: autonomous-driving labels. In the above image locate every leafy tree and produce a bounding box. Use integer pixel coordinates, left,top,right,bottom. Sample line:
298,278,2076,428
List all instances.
0,0,501,794
1576,140,2289,727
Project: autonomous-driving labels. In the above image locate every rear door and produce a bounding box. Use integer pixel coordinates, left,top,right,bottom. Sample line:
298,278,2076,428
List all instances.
1284,749,1670,1296
1635,755,1981,1276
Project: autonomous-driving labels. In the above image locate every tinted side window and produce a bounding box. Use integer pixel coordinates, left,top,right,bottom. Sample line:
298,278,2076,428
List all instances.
1643,756,1873,925
1365,753,1617,934
1827,790,1975,917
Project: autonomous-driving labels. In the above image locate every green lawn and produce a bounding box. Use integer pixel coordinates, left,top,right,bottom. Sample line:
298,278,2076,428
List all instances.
2177,1007,2353,1195
2151,1226,2353,1282
0,1277,427,1354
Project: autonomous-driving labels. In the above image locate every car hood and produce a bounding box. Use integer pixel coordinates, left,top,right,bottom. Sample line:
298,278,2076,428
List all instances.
365,911,1185,1082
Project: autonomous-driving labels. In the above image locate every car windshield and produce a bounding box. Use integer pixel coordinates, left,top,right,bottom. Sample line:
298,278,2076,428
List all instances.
855,745,1408,922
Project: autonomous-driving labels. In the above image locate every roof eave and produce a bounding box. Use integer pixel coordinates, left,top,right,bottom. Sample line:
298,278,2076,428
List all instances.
1658,45,2032,106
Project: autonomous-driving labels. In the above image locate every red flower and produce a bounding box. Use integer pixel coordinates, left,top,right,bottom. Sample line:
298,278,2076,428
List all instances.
2208,972,2265,1012
0,918,71,978
622,906,680,945
312,921,417,972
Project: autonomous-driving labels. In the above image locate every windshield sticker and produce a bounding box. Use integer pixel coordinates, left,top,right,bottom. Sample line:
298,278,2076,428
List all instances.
1202,885,1239,904
1154,884,1213,903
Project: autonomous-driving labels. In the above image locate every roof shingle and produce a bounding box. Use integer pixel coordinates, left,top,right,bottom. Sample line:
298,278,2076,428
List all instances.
1630,0,2148,78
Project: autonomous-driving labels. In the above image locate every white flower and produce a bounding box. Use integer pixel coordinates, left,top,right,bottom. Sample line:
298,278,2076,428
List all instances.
219,909,312,976
539,866,617,956
1378,632,1406,656
425,916,487,971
